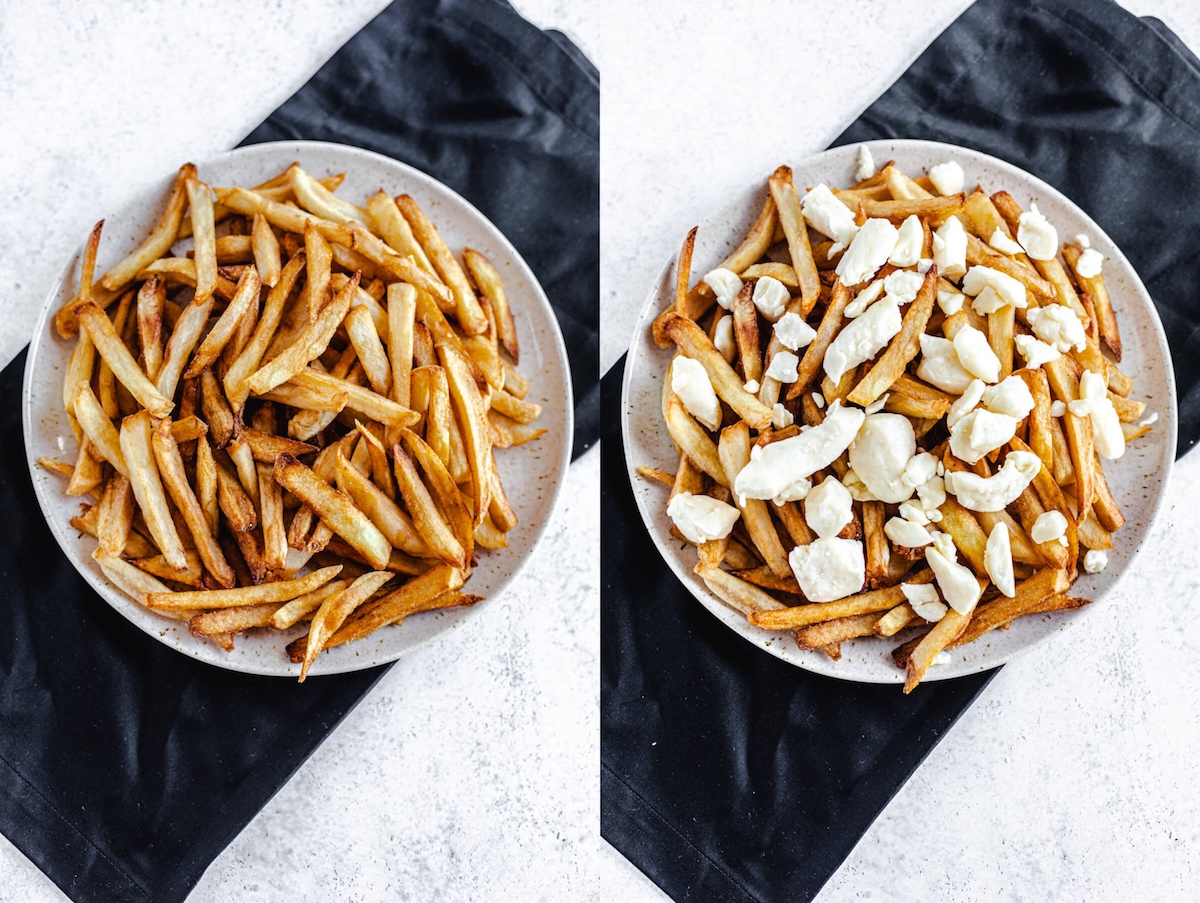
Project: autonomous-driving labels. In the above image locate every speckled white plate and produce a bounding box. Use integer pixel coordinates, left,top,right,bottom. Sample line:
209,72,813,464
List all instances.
623,139,1176,684
24,140,573,677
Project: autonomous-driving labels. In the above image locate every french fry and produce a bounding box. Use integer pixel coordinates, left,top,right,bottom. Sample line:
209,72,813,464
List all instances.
250,212,281,287
719,421,789,579
76,302,174,419
270,578,353,630
768,165,821,314
120,411,187,571
1044,356,1094,521
73,384,129,478
665,397,726,486
695,562,787,616
795,612,882,649
334,450,431,558
299,570,394,680
731,282,762,383
787,280,852,399
185,265,262,379
146,564,343,612
951,568,1070,648
96,474,135,558
189,603,280,640
463,248,519,363
395,194,487,334
365,190,435,274
874,603,919,637
387,282,416,408
155,294,214,404
848,267,936,406
904,605,972,693
862,500,890,588
187,177,217,304
749,571,935,630
101,162,196,293
858,194,965,221
224,253,305,408
662,313,773,429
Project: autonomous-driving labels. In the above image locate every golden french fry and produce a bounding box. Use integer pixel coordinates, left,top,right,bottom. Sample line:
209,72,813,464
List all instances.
299,570,394,680
120,410,187,570
76,301,174,419
184,265,262,379
387,282,416,408
1044,356,1095,520
224,253,305,408
249,212,281,286
288,164,371,229
101,163,196,293
390,445,467,567
155,294,214,403
189,602,280,641
395,194,487,334
365,190,435,274
719,421,788,579
93,548,180,611
858,194,965,221
345,304,392,396
334,449,430,557
73,384,129,478
147,564,343,612
904,605,971,693
787,280,852,399
463,248,519,363
695,562,787,616
96,473,135,558
187,177,217,304
749,570,936,630
768,165,820,314
661,313,773,429
286,367,417,428
439,342,494,524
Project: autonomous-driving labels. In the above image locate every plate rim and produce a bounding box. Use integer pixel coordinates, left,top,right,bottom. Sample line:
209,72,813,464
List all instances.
621,137,1177,684
23,138,575,678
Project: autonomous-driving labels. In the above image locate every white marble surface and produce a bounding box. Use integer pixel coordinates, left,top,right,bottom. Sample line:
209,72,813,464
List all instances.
598,1,1200,902
0,1,600,901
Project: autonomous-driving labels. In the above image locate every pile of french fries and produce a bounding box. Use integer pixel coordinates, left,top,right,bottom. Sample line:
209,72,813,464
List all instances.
40,161,546,680
644,157,1154,692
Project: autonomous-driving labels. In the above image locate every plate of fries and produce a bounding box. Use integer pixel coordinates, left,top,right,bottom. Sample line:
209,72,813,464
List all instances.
25,141,572,679
624,140,1175,691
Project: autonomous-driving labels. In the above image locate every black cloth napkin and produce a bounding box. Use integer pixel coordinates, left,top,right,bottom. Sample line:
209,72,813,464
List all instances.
601,1,1199,900
1,2,597,902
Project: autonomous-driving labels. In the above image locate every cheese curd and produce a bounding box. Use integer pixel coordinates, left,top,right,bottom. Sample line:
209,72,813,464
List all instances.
744,379,760,394
765,350,800,384
984,522,1015,597
864,394,889,415
823,297,902,384
1076,247,1103,278
947,378,986,430
812,392,825,409
1050,400,1067,417
855,145,877,181
848,413,917,504
936,288,964,315
982,376,1036,420
713,314,736,362
917,333,974,394
885,516,933,548
667,492,740,544
733,402,865,504
1014,333,1061,368
752,276,789,321
961,264,1027,312
1027,304,1087,353
836,218,898,286
926,543,981,614
899,500,930,525
888,214,924,267
670,357,722,430
933,215,967,279
1079,369,1125,459
948,408,1018,464
1017,203,1058,260
789,537,865,602
928,160,965,195
772,403,794,429
943,450,1041,511
988,228,1024,256
1083,549,1109,574
703,267,743,310
845,279,884,318
801,184,861,252
953,325,1002,383
902,582,947,622
883,269,925,305
1030,510,1068,545
805,476,854,539
774,312,816,351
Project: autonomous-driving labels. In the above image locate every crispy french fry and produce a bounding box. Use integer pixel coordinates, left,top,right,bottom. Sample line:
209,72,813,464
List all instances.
365,190,435,274
768,165,820,314
904,604,972,693
147,564,343,612
185,265,262,379
719,421,789,579
748,571,935,630
395,194,487,334
96,473,135,558
187,177,217,304
120,411,187,570
334,449,430,557
387,282,416,408
662,313,774,429
299,570,394,680
463,248,518,363
787,280,852,399
101,163,196,293
74,384,129,478
1044,356,1094,520
695,562,788,616
76,301,174,419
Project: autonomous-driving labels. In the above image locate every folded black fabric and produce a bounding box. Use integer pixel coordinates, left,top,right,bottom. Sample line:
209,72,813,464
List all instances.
602,1,1198,900
0,3,597,902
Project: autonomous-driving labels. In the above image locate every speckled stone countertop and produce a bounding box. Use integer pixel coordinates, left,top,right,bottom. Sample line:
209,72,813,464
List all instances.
597,1,1200,901
0,1,600,900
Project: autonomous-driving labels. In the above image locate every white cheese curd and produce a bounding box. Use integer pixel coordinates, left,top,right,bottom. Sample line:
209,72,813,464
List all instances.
928,160,965,195
789,537,865,602
1067,397,1093,418
984,522,1016,597
961,265,1027,309
734,402,866,504
1076,247,1104,278
947,378,987,430
671,357,723,431
1017,203,1058,260
765,350,800,384
845,279,885,318
1079,369,1125,459
836,218,899,286
902,583,947,622
988,228,1025,256
917,333,975,393
804,476,854,538
917,258,934,274
925,544,982,615
1075,233,1091,249
744,379,761,394
772,403,794,429
969,286,1008,315
1014,333,1061,368
936,288,965,315
849,413,917,503
933,651,953,666
1050,399,1067,417
812,392,826,409
899,500,930,525
902,452,938,490
916,474,947,514
841,468,876,502
1027,305,1087,353
823,298,902,384
1083,549,1109,574
930,530,957,561
801,184,861,251
667,492,741,544
704,267,743,310
943,450,1041,511
885,516,933,548
713,314,736,362
774,312,817,351
948,408,1018,463
933,216,967,279
1138,412,1159,427
888,214,924,267
953,325,1002,383
884,269,925,305
982,376,1036,420
855,144,877,182
752,276,790,322
1030,510,1068,545
864,394,889,415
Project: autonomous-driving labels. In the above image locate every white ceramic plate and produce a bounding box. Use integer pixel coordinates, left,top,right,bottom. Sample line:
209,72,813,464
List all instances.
25,140,573,677
623,139,1176,684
